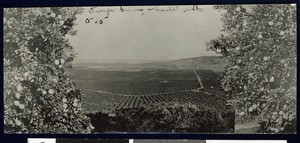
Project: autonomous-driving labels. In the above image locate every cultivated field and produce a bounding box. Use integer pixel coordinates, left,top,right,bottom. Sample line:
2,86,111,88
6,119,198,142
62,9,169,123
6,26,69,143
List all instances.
72,67,227,114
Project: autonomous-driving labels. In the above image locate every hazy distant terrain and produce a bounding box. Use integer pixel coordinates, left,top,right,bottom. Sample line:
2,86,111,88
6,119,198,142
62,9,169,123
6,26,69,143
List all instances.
141,56,229,71
73,56,229,72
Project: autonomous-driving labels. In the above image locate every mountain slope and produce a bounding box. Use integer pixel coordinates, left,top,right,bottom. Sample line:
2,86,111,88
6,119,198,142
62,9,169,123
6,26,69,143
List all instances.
142,56,229,71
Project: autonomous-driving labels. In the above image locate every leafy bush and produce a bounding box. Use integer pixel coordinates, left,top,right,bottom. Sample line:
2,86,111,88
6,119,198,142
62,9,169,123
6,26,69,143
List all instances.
4,7,93,133
111,102,234,133
86,112,115,132
206,4,296,133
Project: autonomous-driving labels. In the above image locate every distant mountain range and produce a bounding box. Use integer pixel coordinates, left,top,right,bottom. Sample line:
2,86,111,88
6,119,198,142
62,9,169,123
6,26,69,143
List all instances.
141,56,229,71
74,56,229,72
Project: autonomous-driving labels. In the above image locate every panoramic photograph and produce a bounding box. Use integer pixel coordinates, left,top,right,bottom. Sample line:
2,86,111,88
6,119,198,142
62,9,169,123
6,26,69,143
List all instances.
4,4,296,134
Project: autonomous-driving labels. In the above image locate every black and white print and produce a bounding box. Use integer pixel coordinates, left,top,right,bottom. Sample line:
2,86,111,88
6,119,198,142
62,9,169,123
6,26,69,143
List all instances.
4,4,296,133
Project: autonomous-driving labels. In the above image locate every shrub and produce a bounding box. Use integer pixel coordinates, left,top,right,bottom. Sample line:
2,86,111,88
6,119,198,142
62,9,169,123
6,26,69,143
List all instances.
113,102,233,133
86,112,113,132
4,7,93,133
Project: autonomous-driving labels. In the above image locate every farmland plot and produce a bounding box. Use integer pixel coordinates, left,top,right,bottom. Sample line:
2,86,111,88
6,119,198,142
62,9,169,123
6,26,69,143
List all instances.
72,68,226,114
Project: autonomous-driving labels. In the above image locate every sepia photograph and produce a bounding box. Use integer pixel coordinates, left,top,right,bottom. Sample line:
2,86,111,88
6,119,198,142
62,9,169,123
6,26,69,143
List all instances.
3,4,296,134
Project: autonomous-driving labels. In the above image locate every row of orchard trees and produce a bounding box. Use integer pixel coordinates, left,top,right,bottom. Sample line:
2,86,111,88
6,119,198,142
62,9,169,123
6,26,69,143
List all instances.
4,7,93,133
207,4,296,133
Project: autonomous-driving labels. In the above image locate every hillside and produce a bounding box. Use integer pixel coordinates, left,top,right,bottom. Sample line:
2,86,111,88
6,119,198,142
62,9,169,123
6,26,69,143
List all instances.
73,56,229,72
142,56,229,71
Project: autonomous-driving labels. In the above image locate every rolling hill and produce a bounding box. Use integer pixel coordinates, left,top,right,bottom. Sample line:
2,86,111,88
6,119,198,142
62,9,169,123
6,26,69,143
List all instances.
73,56,229,72
142,56,229,71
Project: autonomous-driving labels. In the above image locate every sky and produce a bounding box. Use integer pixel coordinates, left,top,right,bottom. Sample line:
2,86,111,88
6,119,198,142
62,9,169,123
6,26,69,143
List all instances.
67,5,224,64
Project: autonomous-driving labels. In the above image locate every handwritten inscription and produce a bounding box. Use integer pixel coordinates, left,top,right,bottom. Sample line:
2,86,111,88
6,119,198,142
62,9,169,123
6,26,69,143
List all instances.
183,5,204,12
83,5,204,25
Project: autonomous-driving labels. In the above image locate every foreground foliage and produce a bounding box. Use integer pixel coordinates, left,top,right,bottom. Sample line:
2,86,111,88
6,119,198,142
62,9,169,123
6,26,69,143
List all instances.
4,7,93,133
89,102,234,133
207,4,296,133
